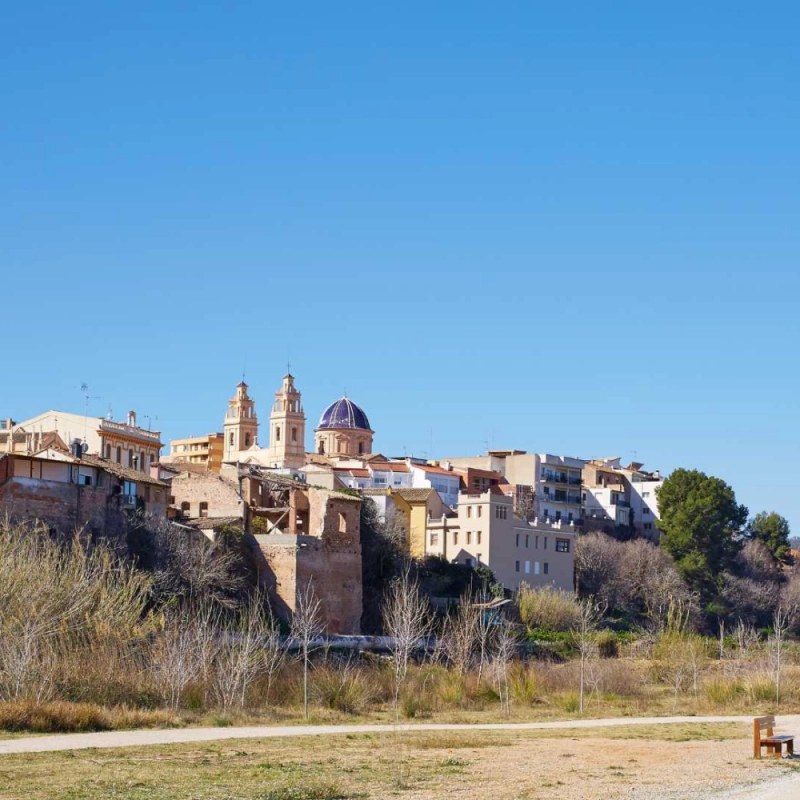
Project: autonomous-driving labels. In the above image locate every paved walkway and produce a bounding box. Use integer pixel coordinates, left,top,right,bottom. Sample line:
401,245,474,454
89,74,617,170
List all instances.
0,714,772,755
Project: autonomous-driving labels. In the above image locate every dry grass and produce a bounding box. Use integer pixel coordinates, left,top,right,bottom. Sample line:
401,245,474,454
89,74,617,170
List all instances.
0,724,794,800
0,701,180,733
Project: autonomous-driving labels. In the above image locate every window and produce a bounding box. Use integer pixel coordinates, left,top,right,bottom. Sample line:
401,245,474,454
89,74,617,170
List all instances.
535,535,539,549
534,562,540,575
643,491,650,498
555,510,561,522
467,531,472,545
358,441,363,454
229,432,234,446
477,531,482,545
494,505,507,520
467,506,472,518
555,538,570,553
543,508,550,519
245,433,251,447
543,562,549,575
643,506,651,515
568,512,573,523
105,444,111,459
145,486,151,502
544,536,548,549
82,474,92,486
338,512,347,533
128,449,134,467
430,532,439,546
123,480,137,498
453,531,459,545
525,534,529,548
180,501,190,515
644,523,653,531
524,560,530,574
276,426,281,442
116,446,121,462
318,441,325,454
292,427,297,443
199,501,208,517
515,533,520,547
515,560,520,573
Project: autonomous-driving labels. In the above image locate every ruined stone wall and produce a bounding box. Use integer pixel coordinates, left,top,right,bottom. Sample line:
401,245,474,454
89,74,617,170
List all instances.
169,472,244,518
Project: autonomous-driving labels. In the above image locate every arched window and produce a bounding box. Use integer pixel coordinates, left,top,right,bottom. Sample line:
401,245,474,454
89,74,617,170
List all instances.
292,427,297,443
180,501,190,516
245,433,251,447
318,441,325,454
105,444,111,459
199,501,208,518
116,447,121,463
338,512,347,533
229,432,234,446
276,426,281,442
358,441,364,455
128,449,134,467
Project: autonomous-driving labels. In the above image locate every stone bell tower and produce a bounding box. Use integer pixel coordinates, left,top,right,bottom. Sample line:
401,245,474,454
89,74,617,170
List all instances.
266,372,306,468
223,381,258,462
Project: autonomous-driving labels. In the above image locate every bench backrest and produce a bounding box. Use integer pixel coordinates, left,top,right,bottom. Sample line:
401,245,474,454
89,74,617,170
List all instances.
755,715,775,735
754,715,776,756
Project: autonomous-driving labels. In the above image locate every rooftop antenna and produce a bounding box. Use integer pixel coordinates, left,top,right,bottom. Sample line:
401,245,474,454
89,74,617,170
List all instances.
143,414,158,431
106,405,114,422
79,383,100,445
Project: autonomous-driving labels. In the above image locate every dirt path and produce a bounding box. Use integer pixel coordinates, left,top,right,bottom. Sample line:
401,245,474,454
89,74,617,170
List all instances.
0,713,791,755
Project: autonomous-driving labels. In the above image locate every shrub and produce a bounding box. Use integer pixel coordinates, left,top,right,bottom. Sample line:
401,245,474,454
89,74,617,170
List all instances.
596,630,619,659
0,701,178,733
704,677,741,707
518,586,580,632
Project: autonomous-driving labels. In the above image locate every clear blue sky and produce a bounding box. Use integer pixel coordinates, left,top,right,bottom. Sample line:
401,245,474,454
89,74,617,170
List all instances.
2,3,799,530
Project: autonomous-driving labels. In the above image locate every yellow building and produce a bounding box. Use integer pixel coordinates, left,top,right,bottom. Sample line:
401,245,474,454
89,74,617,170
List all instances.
166,432,224,473
386,487,447,558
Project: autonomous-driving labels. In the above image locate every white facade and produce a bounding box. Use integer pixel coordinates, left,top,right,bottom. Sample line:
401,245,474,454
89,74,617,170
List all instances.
410,463,461,507
535,453,585,524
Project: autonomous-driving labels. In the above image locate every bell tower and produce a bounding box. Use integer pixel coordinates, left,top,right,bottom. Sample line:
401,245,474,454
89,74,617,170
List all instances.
267,372,306,468
223,381,258,462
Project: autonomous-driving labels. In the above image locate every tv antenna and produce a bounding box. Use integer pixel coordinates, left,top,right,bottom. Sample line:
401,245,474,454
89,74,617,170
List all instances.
79,382,100,443
143,414,158,431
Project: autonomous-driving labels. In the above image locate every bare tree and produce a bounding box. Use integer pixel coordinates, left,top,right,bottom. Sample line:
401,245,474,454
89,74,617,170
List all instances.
213,591,281,710
439,593,478,676
769,607,791,704
572,597,602,714
151,605,208,710
382,566,432,721
490,622,518,717
291,581,325,721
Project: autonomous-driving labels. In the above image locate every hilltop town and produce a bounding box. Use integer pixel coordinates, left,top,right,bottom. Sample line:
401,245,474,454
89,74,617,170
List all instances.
1,369,668,634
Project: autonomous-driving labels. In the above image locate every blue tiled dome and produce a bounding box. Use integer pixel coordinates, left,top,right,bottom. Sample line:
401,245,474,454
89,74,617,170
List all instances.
317,397,371,431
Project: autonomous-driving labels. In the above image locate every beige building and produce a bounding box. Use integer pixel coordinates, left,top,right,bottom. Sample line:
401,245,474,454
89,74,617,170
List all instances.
425,487,575,593
166,433,224,472
264,373,306,469
8,409,163,474
222,382,258,462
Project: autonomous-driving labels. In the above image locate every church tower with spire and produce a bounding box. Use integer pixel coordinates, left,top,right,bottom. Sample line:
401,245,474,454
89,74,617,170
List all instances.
223,381,258,462
266,372,306,468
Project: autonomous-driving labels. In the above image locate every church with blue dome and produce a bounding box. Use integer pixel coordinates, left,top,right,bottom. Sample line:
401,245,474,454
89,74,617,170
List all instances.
315,395,374,457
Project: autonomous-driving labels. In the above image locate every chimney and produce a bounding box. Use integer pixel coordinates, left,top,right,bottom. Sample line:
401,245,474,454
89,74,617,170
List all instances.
127,410,137,427
71,438,83,460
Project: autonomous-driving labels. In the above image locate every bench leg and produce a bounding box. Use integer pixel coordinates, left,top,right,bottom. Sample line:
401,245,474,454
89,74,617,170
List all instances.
789,741,794,757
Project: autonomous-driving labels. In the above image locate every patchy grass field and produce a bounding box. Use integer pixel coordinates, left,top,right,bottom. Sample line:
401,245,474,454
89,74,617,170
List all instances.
0,723,797,800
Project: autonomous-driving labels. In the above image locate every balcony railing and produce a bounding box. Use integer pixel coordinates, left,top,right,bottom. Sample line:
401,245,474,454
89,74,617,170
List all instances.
543,494,582,505
101,420,161,443
541,471,582,486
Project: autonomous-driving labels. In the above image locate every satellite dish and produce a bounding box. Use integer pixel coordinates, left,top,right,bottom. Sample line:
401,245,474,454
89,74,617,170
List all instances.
82,443,89,454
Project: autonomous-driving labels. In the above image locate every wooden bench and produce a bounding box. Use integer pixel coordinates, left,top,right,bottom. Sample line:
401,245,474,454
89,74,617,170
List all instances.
753,715,794,759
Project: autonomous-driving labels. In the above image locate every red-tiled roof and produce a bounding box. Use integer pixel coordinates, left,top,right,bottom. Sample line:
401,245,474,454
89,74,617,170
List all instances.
413,463,456,476
370,462,410,473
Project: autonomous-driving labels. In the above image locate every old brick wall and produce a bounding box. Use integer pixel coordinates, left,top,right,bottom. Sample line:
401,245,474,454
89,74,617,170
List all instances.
169,472,244,518
0,476,119,537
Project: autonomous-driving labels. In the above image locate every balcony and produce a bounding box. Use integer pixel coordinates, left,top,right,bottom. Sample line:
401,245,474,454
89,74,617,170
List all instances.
540,471,582,486
542,493,582,505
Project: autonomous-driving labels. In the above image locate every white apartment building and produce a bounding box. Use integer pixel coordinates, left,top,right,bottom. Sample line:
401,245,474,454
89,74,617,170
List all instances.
583,457,663,539
446,450,584,524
